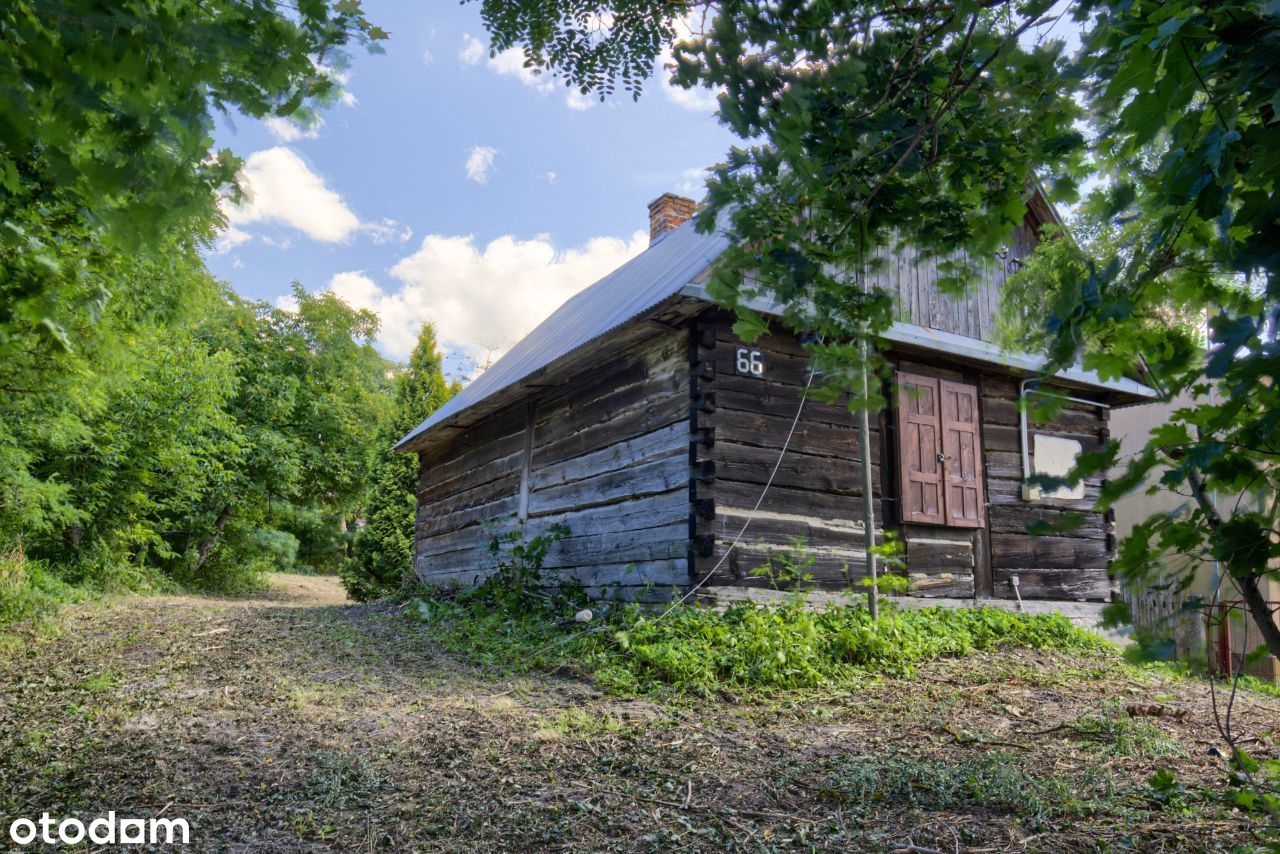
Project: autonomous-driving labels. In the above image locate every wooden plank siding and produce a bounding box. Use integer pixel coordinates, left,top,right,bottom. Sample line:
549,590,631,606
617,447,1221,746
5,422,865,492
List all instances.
410,205,1120,606
979,375,1113,602
689,312,887,592
413,326,693,600
876,221,1038,342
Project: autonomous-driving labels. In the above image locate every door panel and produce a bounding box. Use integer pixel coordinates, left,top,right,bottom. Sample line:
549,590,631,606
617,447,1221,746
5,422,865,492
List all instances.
940,379,985,528
896,372,945,525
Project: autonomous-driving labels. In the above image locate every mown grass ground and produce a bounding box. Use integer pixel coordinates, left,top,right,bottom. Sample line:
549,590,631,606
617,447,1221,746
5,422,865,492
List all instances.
0,574,1276,851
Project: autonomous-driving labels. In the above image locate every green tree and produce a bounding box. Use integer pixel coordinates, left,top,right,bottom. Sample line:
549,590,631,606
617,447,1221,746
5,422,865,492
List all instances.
1,0,410,617
478,0,1280,656
0,0,384,360
344,324,456,602
193,284,395,578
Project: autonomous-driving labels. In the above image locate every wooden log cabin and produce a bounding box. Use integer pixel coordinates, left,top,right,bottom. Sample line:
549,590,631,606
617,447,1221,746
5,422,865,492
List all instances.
395,192,1154,604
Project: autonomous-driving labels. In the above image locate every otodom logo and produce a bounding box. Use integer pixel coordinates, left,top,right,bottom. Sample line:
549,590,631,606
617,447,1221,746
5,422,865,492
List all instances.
8,812,190,846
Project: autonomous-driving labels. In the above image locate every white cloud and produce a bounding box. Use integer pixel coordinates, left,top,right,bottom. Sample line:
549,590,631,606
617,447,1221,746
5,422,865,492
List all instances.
421,49,435,66
328,271,385,313
459,33,485,65
360,218,413,245
465,145,498,184
223,147,360,243
659,48,720,113
213,225,253,254
321,230,649,362
488,46,554,94
676,166,709,198
542,171,557,184
566,89,596,111
658,15,722,113
315,60,357,108
263,115,323,142
231,257,244,269
462,33,590,110
261,234,293,250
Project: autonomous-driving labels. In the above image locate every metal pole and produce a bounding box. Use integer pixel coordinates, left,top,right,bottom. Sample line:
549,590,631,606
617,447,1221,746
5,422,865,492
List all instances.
860,335,878,619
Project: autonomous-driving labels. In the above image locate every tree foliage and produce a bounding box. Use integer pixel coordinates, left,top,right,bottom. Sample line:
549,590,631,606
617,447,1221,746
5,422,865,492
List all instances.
344,324,457,602
479,0,1280,654
0,0,400,613
1,255,395,598
0,0,385,363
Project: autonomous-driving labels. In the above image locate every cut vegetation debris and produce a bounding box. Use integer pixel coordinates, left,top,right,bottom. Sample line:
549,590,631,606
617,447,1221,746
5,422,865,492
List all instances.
0,574,1275,851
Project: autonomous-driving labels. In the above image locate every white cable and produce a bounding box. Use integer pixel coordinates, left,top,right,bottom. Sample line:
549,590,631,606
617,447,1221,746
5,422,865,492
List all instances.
655,362,818,622
529,353,820,655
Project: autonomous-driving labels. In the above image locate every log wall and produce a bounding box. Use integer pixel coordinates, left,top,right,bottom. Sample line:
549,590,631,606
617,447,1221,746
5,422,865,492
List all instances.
413,288,1113,605
690,313,887,592
413,327,692,600
980,375,1113,601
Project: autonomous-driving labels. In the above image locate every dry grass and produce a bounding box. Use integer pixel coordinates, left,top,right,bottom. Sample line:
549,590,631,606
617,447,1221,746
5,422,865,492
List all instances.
0,574,1275,851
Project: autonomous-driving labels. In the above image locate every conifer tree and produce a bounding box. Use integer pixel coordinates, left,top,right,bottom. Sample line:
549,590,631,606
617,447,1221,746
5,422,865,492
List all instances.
343,324,456,601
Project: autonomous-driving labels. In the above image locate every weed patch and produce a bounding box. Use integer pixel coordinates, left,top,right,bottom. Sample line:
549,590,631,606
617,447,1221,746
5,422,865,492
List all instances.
1065,703,1183,758
300,750,387,811
818,752,1123,819
0,549,75,628
416,595,1112,697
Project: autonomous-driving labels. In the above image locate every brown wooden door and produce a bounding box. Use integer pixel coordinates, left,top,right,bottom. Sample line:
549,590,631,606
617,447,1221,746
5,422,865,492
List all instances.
896,372,945,525
894,371,986,528
939,379,985,528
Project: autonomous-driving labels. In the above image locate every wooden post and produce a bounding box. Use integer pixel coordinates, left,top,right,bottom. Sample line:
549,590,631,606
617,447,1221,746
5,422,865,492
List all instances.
860,336,879,619
517,396,535,522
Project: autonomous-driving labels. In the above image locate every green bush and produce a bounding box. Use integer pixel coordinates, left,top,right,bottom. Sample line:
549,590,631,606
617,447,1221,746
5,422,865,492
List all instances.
252,527,300,573
0,549,73,627
414,593,1112,697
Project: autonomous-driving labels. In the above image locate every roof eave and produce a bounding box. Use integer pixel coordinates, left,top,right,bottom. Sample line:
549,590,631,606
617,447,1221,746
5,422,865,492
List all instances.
676,284,1156,404
393,293,709,455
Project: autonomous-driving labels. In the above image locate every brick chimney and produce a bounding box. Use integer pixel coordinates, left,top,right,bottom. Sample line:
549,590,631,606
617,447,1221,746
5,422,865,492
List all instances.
647,193,696,244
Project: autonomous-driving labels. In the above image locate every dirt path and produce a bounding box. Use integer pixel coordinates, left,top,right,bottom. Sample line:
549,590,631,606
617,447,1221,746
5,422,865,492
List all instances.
0,575,1273,851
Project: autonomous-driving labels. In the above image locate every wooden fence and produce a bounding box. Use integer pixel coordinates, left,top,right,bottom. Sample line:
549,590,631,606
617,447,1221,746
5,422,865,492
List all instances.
1116,583,1205,662
1118,584,1280,682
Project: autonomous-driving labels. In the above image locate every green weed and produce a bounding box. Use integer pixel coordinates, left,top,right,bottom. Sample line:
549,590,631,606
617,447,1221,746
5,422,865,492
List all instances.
299,750,386,811
80,670,119,694
416,594,1112,697
0,549,74,628
821,752,1122,818
1066,703,1183,758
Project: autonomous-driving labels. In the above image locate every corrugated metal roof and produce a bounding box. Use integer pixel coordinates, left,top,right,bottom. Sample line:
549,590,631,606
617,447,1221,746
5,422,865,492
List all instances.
394,220,731,450
396,216,1156,451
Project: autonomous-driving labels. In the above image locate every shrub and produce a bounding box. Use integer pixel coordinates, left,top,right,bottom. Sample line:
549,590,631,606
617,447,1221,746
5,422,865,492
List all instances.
0,548,72,627
251,527,300,573
414,592,1112,697
465,521,573,614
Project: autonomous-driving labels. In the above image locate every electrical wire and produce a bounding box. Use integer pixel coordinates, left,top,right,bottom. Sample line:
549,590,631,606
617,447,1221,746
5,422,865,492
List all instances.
526,342,820,654
653,361,818,623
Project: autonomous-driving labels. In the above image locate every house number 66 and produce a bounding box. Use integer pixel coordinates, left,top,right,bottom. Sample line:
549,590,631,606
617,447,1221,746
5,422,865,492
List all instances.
735,347,764,377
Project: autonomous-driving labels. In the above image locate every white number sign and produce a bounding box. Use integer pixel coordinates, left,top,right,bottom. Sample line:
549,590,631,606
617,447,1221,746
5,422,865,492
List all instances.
735,347,764,377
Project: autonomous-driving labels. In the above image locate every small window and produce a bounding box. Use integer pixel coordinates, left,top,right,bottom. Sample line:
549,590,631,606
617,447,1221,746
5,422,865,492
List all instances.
1028,435,1084,500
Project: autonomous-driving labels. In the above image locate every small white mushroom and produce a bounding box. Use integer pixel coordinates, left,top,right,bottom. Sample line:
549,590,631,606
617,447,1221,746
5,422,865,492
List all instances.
573,608,594,624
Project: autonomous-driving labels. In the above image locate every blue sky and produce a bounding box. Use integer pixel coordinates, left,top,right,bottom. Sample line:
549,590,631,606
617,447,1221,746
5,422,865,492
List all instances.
206,0,735,378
